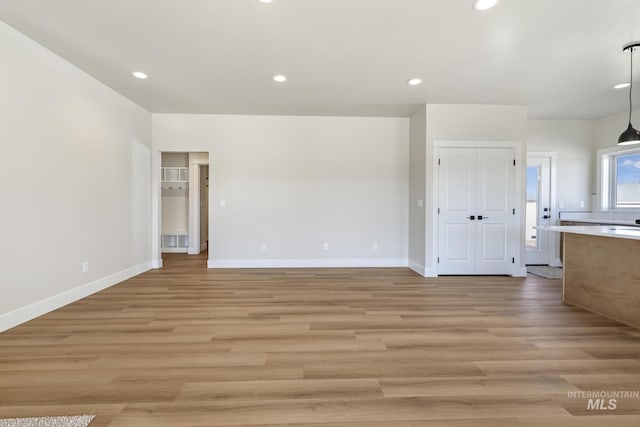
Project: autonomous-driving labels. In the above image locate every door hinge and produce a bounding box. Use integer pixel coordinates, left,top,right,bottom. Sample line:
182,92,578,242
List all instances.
437,257,440,264
438,158,441,165
512,208,516,215
437,208,440,214
512,257,515,264
513,159,516,166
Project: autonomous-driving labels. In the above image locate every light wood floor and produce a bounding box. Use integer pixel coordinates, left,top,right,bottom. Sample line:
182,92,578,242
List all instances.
1,254,640,426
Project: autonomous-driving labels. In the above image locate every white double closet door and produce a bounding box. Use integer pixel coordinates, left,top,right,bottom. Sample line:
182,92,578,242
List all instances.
438,147,515,275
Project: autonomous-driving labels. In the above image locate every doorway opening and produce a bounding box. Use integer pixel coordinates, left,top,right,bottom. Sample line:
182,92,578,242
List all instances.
159,152,209,267
525,154,557,266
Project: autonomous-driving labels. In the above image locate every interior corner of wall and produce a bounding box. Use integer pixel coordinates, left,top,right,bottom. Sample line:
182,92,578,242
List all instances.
408,260,426,276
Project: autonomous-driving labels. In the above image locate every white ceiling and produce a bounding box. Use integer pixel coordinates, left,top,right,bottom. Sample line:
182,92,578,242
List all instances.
1,0,640,119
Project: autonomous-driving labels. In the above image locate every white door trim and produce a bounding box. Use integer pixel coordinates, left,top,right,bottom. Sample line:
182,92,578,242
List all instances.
431,140,525,277
151,150,163,268
188,153,209,255
527,152,560,267
152,150,212,268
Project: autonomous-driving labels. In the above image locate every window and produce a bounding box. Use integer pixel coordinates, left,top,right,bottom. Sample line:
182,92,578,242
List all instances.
600,148,640,210
614,152,640,207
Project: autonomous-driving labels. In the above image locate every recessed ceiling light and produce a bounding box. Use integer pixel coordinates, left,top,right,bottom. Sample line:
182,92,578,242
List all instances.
258,0,274,4
273,74,287,83
132,71,148,79
472,0,498,11
615,82,631,89
408,78,423,86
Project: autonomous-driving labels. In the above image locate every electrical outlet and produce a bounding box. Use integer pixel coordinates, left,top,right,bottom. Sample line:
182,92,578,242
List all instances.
219,199,226,207
579,200,585,208
372,242,379,250
82,261,89,273
558,201,564,209
323,243,329,251
260,243,268,251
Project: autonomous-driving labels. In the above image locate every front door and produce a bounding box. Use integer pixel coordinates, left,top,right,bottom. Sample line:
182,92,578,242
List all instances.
525,157,551,265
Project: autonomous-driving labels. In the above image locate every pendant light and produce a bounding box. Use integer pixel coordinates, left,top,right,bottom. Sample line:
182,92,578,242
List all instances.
618,42,640,145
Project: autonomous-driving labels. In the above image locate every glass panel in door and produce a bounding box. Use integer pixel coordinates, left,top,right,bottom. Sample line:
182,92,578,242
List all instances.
526,166,539,250
525,157,551,265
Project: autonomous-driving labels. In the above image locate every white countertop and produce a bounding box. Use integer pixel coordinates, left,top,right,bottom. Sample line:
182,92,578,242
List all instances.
558,211,640,226
536,225,640,240
560,218,640,226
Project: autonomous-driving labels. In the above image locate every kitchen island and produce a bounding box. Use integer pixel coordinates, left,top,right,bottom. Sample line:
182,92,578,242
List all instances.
539,225,640,329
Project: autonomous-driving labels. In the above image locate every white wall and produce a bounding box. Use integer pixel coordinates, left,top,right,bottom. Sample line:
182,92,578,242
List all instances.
0,22,152,331
408,106,427,274
425,104,528,276
528,120,593,212
162,152,189,167
161,192,188,234
152,114,409,267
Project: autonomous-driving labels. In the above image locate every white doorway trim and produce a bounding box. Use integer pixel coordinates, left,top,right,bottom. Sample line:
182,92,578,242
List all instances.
527,152,560,267
151,150,162,269
188,153,209,255
151,150,212,269
430,140,525,277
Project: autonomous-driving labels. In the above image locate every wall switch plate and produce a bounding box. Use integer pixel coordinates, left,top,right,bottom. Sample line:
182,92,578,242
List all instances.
417,200,424,208
372,242,379,250
558,201,564,209
579,200,585,208
323,243,329,250
219,199,226,207
260,243,268,251
82,261,89,273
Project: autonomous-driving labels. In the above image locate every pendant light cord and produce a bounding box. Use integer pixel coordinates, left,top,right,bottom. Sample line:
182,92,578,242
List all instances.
630,46,634,124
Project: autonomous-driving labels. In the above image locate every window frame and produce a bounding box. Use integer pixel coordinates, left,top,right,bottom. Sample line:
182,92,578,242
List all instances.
599,146,640,211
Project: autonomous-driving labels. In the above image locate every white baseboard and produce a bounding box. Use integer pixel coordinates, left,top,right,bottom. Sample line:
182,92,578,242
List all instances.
208,258,409,269
408,260,426,276
513,266,528,277
151,258,163,269
187,247,199,255
549,257,563,268
422,265,524,278
424,266,439,277
0,261,152,333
